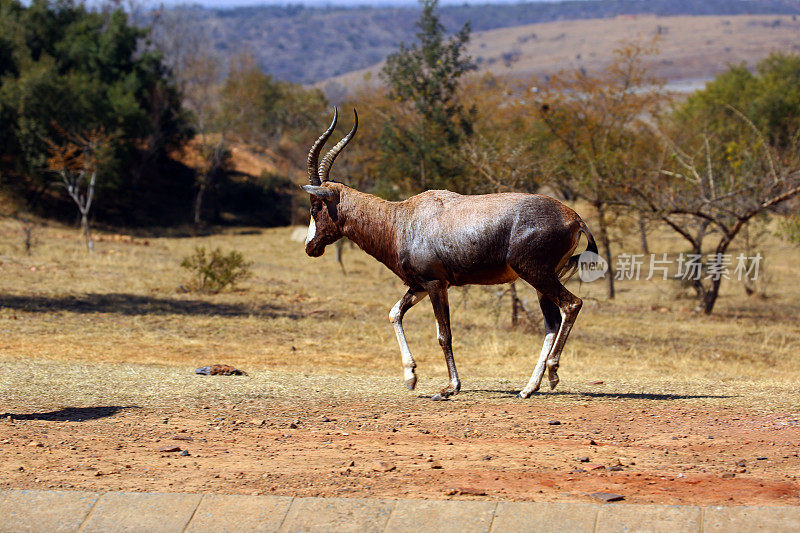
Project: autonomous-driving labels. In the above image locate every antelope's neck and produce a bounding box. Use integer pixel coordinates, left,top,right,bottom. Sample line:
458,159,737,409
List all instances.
338,187,400,272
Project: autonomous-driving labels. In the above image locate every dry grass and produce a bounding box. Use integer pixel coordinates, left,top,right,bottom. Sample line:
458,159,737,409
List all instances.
329,15,800,90
1,211,799,407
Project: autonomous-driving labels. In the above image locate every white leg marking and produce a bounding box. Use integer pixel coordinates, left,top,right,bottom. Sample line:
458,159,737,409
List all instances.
304,216,316,246
389,292,427,389
547,308,567,368
391,302,416,383
520,332,556,397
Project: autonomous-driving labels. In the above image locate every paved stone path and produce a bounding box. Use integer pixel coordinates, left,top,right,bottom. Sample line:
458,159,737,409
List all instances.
1,489,799,532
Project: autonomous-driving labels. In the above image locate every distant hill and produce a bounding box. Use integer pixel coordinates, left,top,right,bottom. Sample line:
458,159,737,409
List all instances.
324,14,800,93
177,0,800,84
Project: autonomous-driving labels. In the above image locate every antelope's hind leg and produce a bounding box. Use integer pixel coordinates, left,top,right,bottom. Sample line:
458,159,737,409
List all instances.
515,272,583,396
389,289,428,390
518,292,561,398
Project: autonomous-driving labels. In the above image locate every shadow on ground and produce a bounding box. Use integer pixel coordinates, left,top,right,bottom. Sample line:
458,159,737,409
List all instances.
0,293,300,319
1,405,138,422
464,389,735,400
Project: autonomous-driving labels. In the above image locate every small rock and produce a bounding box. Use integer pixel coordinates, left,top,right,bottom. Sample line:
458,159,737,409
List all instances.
28,441,44,448
590,381,604,385
589,439,598,445
721,473,736,479
481,455,492,461
157,446,181,453
590,492,625,502
372,461,396,472
172,435,193,441
587,464,605,471
607,466,624,472
250,419,266,426
321,416,331,423
578,457,590,463
179,450,190,456
288,422,298,429
756,457,768,461
429,461,443,469
548,420,561,425
195,364,248,376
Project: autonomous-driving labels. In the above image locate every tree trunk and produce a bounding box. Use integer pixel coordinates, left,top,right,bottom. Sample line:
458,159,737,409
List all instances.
638,215,649,255
596,204,615,299
699,233,736,314
80,211,93,252
700,276,722,314
510,282,519,328
193,178,207,227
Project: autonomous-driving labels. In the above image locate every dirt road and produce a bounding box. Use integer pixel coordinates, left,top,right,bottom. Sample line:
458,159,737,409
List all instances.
2,374,798,506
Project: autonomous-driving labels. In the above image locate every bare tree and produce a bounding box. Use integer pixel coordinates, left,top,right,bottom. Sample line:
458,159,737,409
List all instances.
45,126,115,252
533,39,666,299
149,5,227,227
631,114,800,313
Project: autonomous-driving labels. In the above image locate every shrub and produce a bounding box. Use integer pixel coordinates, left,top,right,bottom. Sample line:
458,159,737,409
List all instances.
180,246,252,293
777,215,800,246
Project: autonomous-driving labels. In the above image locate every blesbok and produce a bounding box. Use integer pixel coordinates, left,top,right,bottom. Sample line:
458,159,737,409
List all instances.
302,108,597,400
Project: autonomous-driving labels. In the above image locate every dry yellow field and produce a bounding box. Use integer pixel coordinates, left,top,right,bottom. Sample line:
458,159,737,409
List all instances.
1,212,799,393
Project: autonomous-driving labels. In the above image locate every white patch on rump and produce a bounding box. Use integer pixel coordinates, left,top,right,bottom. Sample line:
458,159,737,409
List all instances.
305,216,316,246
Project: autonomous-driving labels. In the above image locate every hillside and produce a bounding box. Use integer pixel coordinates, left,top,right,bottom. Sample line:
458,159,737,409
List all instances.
174,0,800,84
324,14,800,92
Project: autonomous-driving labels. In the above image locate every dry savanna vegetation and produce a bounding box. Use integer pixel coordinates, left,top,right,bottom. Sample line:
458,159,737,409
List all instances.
1,215,799,503
327,14,800,91
2,215,799,385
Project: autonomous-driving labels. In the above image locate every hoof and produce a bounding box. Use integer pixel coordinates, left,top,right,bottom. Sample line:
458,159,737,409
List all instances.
517,390,532,399
405,376,417,390
548,366,560,390
431,393,449,401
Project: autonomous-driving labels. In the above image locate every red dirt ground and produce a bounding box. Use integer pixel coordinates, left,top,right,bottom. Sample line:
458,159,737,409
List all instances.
2,394,799,505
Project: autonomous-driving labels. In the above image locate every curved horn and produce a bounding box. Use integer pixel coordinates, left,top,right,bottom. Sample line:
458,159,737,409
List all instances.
307,107,338,185
318,108,358,183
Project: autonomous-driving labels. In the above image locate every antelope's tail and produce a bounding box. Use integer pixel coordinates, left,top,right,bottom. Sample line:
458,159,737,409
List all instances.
559,219,598,282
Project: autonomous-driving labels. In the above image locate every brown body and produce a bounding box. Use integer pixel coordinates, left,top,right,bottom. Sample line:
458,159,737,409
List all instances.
302,109,596,399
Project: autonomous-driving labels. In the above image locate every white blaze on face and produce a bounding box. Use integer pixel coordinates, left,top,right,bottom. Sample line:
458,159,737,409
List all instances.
305,215,316,246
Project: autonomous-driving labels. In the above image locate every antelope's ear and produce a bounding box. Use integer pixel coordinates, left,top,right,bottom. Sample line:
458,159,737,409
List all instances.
302,185,338,203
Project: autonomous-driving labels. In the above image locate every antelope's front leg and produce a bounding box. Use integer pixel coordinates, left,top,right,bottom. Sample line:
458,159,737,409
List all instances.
426,283,460,401
389,289,428,390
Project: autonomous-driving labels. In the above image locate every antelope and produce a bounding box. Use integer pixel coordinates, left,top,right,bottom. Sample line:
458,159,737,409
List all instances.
302,108,597,400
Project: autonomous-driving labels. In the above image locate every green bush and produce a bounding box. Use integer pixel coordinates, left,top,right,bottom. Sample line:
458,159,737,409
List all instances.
777,215,800,246
180,246,252,293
